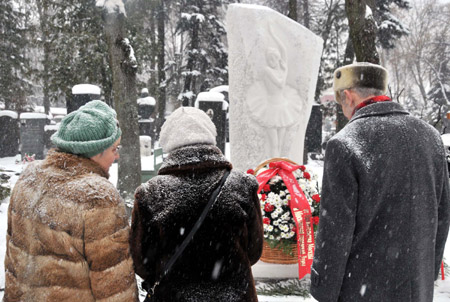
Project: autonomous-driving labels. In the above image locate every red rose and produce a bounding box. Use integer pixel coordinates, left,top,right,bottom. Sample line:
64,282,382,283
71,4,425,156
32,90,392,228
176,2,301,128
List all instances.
264,203,275,212
299,165,306,171
269,162,276,168
263,184,271,192
246,169,255,175
312,194,321,203
312,216,320,225
261,194,267,201
263,217,271,225
303,172,311,180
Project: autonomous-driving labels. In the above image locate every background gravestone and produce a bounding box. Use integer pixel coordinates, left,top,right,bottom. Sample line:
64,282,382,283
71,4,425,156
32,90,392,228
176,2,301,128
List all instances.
68,84,101,114
195,92,228,154
20,113,49,160
304,103,322,156
137,88,156,142
0,111,20,157
209,85,230,142
44,124,59,155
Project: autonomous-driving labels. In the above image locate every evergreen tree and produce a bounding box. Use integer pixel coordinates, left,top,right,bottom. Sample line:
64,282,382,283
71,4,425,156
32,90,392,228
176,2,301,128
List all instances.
372,0,410,49
177,0,229,106
0,0,31,111
49,0,111,104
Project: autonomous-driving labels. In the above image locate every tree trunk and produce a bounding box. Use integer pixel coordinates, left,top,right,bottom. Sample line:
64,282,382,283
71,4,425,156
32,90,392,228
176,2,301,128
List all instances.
103,9,141,211
182,20,199,107
155,0,166,140
345,0,379,64
148,1,158,97
288,0,297,21
343,36,355,65
302,0,310,29
36,0,51,115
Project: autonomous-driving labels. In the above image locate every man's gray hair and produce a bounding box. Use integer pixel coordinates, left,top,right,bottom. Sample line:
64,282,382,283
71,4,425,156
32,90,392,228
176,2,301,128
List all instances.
338,87,385,103
352,87,385,99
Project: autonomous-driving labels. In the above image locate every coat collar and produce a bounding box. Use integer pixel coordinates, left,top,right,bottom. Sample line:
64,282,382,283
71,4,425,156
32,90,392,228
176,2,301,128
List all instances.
159,144,232,175
43,148,109,178
349,101,409,124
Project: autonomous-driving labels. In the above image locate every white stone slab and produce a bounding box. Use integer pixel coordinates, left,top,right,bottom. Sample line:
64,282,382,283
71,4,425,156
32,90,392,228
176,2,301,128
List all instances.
227,4,323,171
252,261,299,279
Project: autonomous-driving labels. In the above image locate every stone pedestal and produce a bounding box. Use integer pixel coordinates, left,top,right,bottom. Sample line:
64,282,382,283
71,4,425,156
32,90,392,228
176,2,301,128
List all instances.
252,261,298,279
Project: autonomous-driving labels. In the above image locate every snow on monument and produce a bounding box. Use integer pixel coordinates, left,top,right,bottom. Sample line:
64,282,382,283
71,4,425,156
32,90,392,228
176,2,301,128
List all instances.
227,4,323,171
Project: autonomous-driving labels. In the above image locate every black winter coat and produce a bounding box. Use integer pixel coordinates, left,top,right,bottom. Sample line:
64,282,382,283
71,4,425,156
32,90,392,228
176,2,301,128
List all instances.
130,144,264,302
310,102,450,302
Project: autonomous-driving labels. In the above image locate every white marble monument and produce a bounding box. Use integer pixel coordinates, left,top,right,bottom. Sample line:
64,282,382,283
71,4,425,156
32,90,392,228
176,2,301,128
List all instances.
227,4,323,171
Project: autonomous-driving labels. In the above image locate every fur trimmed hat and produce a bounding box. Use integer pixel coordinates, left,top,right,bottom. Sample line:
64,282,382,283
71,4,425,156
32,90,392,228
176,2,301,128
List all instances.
159,106,217,152
333,62,388,102
51,100,121,158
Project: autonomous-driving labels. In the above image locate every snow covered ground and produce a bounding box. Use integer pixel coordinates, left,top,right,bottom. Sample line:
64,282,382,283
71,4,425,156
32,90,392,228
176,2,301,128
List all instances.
1,154,450,301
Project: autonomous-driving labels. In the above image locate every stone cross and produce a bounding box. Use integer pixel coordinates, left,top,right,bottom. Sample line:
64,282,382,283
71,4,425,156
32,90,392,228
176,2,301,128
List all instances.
227,4,323,171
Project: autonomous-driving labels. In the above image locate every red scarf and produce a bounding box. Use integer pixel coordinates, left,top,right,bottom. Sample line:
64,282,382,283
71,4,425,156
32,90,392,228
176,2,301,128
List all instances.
352,95,391,117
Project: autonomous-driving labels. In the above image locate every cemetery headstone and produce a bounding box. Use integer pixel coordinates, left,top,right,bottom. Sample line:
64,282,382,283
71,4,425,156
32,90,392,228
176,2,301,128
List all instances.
305,103,322,154
140,135,152,157
0,110,20,157
137,88,156,119
209,86,230,142
20,112,49,160
44,124,59,155
137,88,156,142
68,84,101,114
227,4,323,171
195,92,228,154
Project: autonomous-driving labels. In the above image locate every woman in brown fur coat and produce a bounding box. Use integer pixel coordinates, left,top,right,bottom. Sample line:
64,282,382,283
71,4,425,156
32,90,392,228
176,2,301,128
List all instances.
3,100,138,302
130,107,264,302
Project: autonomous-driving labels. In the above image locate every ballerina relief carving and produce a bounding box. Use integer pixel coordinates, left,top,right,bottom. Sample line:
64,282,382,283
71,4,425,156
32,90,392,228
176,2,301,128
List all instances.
245,25,306,157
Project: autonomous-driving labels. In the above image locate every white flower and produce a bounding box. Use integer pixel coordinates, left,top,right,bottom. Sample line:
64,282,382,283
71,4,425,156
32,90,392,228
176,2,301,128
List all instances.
269,235,275,240
271,212,279,219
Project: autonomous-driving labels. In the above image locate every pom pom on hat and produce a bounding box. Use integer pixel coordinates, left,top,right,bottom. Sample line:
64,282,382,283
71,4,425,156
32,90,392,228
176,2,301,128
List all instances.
51,100,122,158
159,106,217,152
333,62,388,102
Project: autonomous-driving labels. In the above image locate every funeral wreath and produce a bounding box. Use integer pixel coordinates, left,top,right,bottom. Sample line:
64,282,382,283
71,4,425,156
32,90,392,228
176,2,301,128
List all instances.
248,160,321,256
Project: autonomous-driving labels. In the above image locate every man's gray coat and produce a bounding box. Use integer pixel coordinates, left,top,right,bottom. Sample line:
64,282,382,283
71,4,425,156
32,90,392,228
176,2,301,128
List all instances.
310,102,450,301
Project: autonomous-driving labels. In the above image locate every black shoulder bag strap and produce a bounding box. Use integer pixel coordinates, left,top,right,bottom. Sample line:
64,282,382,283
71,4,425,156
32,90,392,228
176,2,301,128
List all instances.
145,169,231,300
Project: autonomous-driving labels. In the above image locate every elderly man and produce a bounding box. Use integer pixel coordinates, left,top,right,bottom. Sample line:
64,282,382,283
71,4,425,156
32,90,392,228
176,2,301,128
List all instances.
310,62,450,301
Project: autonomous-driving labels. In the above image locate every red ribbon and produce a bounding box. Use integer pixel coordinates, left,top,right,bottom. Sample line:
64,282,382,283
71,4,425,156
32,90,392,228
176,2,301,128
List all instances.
256,161,315,279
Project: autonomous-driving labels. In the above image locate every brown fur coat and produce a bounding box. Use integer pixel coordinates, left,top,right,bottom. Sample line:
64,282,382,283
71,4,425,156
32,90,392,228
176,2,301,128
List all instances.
3,149,138,302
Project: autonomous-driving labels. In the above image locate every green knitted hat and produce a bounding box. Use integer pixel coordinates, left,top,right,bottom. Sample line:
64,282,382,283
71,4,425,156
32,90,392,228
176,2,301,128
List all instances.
51,100,122,158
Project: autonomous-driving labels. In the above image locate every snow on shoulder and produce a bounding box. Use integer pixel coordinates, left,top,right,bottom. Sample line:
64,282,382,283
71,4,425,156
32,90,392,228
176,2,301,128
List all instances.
71,84,101,95
0,110,18,119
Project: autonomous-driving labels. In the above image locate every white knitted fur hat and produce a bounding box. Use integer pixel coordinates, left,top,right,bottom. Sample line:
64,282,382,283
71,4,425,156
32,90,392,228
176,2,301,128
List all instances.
159,106,217,152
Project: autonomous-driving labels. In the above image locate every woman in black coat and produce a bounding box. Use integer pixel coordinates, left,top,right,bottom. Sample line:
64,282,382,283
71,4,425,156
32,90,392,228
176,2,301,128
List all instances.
130,107,264,302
